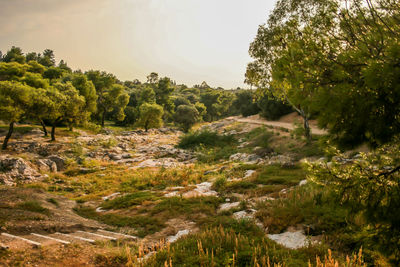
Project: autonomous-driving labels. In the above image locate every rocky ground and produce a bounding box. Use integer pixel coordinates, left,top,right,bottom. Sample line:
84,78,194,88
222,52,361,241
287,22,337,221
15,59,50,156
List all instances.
0,117,335,266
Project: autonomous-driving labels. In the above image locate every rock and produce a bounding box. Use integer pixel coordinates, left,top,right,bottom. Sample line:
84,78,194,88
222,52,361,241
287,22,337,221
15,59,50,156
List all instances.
36,159,57,172
102,192,121,201
299,179,308,186
47,155,66,171
121,153,132,159
182,182,218,198
134,158,181,168
219,202,240,212
166,229,190,243
233,209,257,220
108,153,122,161
0,157,42,186
268,230,315,249
229,153,260,163
267,155,294,167
244,170,256,178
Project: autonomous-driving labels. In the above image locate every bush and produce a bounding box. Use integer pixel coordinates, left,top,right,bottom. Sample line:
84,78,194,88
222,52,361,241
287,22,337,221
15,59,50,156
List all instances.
178,130,236,149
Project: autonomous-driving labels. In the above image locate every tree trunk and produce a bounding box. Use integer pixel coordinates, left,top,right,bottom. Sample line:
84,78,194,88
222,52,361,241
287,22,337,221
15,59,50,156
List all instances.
40,119,48,137
285,98,312,141
145,120,149,132
101,108,106,128
302,115,311,141
2,122,14,150
51,124,56,141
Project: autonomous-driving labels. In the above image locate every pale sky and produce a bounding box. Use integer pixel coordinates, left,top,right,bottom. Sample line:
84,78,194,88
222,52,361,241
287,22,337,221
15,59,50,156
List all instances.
0,0,276,88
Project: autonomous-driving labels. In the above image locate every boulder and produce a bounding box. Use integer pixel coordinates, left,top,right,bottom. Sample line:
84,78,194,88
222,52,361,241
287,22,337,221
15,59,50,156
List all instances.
37,159,58,172
47,155,66,171
0,157,42,186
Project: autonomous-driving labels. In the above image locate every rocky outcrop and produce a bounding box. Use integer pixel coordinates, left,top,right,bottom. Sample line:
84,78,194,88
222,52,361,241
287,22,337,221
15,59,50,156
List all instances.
47,155,66,171
0,157,43,186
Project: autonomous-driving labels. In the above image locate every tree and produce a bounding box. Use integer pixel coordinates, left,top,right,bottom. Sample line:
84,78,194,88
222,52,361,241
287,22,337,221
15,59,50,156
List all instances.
43,66,64,81
0,81,33,149
2,46,25,64
137,103,163,132
86,70,128,127
247,0,400,146
45,83,86,140
0,62,27,81
38,49,55,67
174,105,200,132
146,72,159,84
200,89,222,121
155,77,175,120
194,102,207,121
256,91,292,120
233,90,260,117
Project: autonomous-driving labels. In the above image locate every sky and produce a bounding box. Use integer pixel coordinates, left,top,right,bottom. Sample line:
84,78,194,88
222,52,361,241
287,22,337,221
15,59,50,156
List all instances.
0,0,276,88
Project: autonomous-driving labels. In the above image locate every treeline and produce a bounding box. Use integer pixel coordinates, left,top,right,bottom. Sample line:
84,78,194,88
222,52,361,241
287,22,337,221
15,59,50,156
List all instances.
0,46,289,149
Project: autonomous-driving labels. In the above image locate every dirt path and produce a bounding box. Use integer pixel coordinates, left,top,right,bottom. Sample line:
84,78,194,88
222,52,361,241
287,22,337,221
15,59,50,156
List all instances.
226,115,327,135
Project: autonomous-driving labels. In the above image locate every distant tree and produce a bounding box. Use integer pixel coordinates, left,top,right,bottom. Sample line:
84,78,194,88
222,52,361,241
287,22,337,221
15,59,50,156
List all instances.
69,73,98,117
43,67,64,81
233,90,259,117
194,102,207,121
138,86,156,105
0,81,33,149
100,84,129,127
22,72,49,89
0,62,27,81
137,103,163,132
155,77,175,120
173,96,190,109
58,60,72,72
200,89,222,121
146,72,159,84
174,105,200,132
27,61,46,74
256,92,292,120
25,52,39,62
2,46,25,64
38,49,55,67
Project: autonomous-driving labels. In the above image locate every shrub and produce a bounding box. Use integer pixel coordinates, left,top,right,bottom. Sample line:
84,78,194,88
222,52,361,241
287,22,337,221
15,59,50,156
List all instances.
178,130,236,149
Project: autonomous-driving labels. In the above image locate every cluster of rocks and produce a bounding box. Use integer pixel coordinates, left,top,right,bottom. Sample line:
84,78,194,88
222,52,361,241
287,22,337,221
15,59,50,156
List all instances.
0,155,66,186
229,153,294,167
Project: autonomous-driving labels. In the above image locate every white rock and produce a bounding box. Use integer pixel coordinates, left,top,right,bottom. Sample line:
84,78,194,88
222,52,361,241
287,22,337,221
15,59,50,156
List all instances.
244,170,256,178
219,202,240,212
268,230,311,249
166,229,190,243
299,179,308,186
233,209,257,220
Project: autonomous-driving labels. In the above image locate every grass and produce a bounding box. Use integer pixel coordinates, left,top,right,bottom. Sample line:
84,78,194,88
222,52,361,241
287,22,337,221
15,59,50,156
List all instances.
178,130,237,149
101,191,160,210
254,164,306,186
16,201,50,215
74,206,164,237
145,226,333,267
150,196,222,222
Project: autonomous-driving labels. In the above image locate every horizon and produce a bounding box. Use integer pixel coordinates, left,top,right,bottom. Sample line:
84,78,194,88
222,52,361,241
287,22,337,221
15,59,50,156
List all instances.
0,0,276,89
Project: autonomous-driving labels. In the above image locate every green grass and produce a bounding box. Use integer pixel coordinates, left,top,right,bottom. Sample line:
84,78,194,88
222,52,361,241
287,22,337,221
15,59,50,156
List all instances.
101,191,160,210
16,201,50,215
145,226,328,267
178,130,237,149
254,164,306,186
74,206,164,237
150,196,222,221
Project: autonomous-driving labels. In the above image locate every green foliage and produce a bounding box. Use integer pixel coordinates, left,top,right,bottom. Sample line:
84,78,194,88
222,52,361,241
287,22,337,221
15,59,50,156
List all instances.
233,90,260,117
257,92,292,120
247,0,400,147
101,191,159,210
306,141,400,262
178,130,236,149
74,206,164,237
136,103,163,131
173,104,200,132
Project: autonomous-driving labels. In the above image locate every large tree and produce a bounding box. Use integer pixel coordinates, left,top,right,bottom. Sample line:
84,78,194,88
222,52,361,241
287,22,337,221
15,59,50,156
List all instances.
0,81,33,149
137,103,163,132
174,104,200,132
